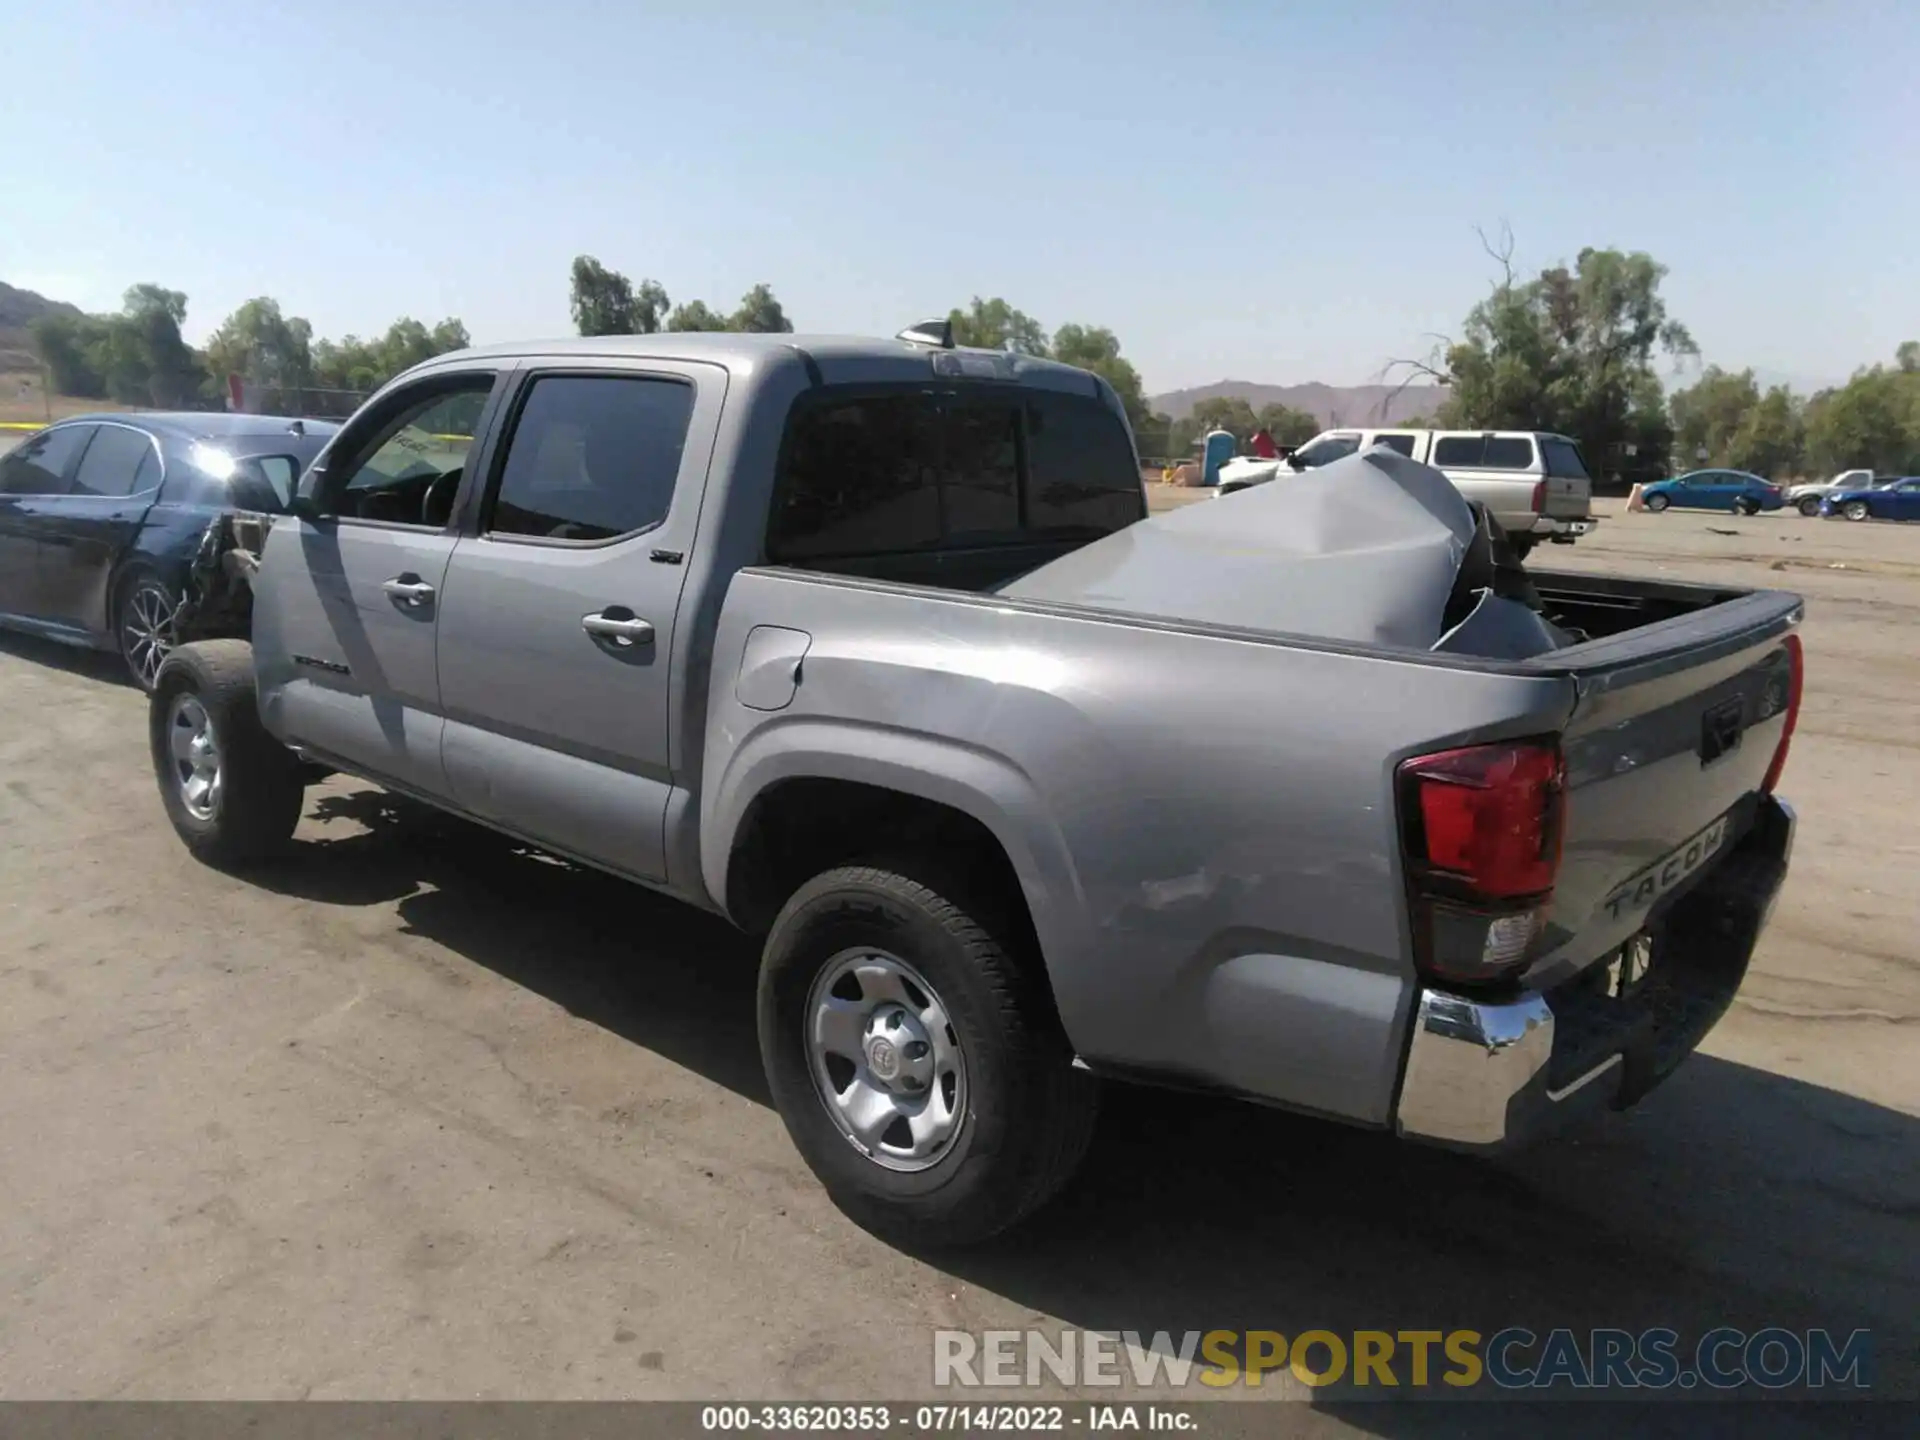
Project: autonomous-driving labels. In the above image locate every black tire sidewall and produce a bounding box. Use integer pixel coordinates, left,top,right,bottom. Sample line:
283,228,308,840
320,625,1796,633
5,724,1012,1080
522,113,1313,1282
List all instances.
1799,497,1822,517
758,866,1078,1238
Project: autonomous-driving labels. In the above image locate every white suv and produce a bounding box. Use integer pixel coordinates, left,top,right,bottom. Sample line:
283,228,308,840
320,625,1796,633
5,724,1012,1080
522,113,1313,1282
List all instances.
1219,428,1596,555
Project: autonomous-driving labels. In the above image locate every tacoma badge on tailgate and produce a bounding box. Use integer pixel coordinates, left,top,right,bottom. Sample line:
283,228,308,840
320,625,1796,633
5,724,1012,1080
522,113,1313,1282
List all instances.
1601,814,1731,922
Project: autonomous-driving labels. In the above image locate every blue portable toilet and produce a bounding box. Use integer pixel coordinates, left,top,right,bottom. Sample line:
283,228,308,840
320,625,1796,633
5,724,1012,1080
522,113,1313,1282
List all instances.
1202,428,1236,487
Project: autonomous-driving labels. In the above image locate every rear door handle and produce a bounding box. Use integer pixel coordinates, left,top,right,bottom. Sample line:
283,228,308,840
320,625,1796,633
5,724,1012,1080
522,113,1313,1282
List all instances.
382,576,436,607
582,610,655,647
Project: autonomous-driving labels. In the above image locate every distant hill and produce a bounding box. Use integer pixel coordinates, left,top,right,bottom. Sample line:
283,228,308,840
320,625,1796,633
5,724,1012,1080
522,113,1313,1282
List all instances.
0,281,82,371
1150,379,1451,428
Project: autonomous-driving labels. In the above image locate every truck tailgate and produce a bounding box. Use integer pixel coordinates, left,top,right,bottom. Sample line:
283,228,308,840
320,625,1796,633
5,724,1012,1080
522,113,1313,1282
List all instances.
1541,473,1589,519
1520,589,1801,981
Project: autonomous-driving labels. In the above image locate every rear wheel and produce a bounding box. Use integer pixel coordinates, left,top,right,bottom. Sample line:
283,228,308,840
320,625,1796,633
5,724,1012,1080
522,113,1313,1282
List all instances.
758,858,1098,1247
1798,496,1823,517
1734,496,1761,517
1644,493,1671,512
150,640,308,868
1843,500,1870,522
117,571,179,692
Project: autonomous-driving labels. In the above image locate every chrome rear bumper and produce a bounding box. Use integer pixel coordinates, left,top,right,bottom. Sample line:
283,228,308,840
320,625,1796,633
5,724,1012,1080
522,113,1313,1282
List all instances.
1394,795,1795,1151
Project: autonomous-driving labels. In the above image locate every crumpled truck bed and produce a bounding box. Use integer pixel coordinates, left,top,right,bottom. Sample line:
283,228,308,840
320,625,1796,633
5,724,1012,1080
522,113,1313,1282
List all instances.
999,447,1570,659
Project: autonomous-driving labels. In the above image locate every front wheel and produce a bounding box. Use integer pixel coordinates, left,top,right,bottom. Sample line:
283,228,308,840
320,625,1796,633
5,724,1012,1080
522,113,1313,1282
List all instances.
758,859,1098,1247
1798,496,1823,517
1644,493,1671,512
1843,500,1870,522
150,640,308,869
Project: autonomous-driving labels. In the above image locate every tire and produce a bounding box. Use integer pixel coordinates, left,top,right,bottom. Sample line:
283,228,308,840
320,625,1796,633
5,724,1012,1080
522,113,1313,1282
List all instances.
1734,496,1760,517
1843,501,1870,522
116,570,180,692
149,640,308,869
1798,496,1823,517
1644,493,1670,512
758,858,1098,1248
1507,536,1534,562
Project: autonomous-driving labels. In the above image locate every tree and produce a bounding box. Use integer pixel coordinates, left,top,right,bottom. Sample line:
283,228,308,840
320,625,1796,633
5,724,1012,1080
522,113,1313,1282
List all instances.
1255,402,1320,446
1397,230,1698,485
568,254,669,336
1898,340,1919,375
32,284,205,405
312,316,472,394
1188,396,1260,440
947,297,1050,354
1670,366,1761,467
32,312,108,397
1051,323,1150,428
1804,364,1920,477
730,283,793,334
205,298,315,402
666,299,729,332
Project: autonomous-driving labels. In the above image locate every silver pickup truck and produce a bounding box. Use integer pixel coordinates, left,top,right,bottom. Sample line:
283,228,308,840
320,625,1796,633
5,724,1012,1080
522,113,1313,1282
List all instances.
147,329,1801,1247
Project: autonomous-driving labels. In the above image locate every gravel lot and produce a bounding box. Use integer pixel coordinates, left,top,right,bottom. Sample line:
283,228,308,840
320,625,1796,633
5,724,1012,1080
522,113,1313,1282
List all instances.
0,497,1914,1425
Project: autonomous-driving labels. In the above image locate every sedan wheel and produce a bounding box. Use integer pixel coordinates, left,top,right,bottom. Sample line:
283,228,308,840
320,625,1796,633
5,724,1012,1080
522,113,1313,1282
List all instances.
1644,493,1670,512
1843,501,1870,522
119,577,179,691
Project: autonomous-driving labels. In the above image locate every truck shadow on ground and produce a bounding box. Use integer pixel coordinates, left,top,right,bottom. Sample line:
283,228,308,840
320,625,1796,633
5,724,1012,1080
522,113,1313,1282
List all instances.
267,785,1916,1426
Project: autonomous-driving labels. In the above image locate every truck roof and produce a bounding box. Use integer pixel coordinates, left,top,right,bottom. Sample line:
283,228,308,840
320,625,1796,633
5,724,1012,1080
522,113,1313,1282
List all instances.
426,332,1110,393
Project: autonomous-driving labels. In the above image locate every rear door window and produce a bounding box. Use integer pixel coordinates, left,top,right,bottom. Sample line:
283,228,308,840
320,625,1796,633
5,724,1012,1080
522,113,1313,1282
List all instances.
487,374,695,542
1431,435,1485,468
0,425,90,495
1481,436,1536,469
70,425,156,498
1541,438,1590,479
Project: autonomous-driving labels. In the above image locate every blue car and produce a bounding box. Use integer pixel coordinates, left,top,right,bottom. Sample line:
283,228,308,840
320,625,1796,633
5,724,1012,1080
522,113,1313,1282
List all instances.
0,412,337,688
1639,469,1785,515
1822,476,1920,522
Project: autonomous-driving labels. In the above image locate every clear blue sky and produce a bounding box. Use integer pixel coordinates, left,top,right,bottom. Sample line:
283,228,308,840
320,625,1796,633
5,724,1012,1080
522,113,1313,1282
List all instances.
3,0,1913,395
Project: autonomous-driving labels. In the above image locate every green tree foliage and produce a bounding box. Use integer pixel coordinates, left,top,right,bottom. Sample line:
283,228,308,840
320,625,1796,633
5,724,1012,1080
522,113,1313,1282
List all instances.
1803,361,1920,476
1409,234,1696,484
666,299,729,332
730,283,793,334
947,297,1050,354
1051,323,1150,428
311,317,471,393
31,284,206,405
205,298,316,398
569,254,670,336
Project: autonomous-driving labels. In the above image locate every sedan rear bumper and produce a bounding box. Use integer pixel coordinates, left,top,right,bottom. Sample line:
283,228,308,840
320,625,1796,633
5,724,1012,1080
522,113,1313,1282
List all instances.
1394,795,1795,1151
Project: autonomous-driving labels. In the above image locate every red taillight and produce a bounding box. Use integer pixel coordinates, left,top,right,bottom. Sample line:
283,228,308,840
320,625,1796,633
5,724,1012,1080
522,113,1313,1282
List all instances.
1403,742,1565,899
1761,634,1803,795
1530,480,1546,513
1398,741,1566,986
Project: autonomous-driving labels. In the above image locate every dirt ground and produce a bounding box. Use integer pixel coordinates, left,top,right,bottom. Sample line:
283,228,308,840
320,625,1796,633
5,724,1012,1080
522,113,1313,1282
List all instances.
0,497,1914,1429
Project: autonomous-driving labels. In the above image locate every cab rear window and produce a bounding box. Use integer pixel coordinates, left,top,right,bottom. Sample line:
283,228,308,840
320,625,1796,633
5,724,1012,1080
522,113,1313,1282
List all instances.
768,387,1142,561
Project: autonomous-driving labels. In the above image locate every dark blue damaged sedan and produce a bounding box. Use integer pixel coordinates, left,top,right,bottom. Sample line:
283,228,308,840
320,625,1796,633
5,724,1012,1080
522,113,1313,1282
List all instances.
0,412,337,688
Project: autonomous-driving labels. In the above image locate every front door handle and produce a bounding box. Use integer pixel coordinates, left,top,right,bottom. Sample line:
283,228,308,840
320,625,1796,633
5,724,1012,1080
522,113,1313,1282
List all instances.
582,610,655,647
382,575,436,607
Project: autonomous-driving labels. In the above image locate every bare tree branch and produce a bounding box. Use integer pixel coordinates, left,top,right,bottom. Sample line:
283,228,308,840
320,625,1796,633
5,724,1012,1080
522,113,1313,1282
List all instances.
1474,220,1516,290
